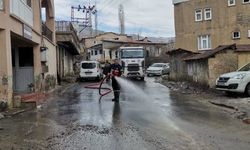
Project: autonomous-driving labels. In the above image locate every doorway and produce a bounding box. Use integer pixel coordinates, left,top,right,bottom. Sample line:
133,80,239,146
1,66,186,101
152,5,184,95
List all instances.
12,47,34,93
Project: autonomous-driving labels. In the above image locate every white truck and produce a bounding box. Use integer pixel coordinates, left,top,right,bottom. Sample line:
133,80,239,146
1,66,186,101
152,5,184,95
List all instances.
118,47,145,80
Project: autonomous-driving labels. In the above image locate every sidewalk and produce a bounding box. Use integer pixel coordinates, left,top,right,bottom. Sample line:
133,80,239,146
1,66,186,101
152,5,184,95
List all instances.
0,83,76,120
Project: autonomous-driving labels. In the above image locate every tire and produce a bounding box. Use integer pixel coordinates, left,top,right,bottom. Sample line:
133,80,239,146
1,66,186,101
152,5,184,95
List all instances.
96,76,101,82
80,78,85,82
245,83,250,96
225,91,235,97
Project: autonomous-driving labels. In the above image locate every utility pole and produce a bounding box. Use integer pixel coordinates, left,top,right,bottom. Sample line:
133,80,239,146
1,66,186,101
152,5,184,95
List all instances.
119,4,125,34
71,4,97,37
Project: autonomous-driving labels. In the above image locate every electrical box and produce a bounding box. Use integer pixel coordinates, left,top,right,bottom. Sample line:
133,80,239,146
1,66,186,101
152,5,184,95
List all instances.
42,65,49,73
40,47,48,62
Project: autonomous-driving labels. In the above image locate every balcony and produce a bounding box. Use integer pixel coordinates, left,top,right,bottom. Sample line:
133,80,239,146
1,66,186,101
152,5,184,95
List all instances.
10,0,33,26
56,21,78,35
56,21,80,55
42,23,53,41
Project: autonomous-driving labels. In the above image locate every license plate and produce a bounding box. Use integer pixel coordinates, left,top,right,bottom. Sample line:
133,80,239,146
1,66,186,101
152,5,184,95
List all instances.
85,72,92,74
217,82,225,86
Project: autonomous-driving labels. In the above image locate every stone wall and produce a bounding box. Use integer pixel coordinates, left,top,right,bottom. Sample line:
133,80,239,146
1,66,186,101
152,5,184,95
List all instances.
237,52,250,68
208,51,238,87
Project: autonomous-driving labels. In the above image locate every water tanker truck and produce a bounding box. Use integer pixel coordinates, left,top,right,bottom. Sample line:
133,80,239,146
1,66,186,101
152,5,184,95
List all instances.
118,47,145,81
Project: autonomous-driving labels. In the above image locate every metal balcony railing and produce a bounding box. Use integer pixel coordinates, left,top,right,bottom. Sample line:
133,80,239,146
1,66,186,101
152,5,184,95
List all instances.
42,23,53,41
56,21,78,35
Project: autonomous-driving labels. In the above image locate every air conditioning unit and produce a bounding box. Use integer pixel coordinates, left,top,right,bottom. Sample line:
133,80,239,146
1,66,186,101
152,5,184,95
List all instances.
40,47,48,62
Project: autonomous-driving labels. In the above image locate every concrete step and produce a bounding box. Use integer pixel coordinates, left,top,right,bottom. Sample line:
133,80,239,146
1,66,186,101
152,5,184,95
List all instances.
13,92,48,108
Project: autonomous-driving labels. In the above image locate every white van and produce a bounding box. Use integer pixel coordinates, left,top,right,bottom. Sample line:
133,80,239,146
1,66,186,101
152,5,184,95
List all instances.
80,61,103,81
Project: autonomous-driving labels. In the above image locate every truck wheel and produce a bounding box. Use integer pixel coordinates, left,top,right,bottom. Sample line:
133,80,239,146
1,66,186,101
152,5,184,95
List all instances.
80,78,85,82
96,76,101,82
245,83,250,96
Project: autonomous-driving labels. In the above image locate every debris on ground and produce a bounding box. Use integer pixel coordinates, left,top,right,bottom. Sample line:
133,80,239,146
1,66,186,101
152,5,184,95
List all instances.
0,113,4,120
161,78,250,124
0,101,8,111
242,118,250,124
161,80,209,94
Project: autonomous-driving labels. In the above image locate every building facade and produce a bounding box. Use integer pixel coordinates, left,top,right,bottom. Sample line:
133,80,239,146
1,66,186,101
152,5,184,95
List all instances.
0,0,56,107
56,21,81,80
173,0,250,52
83,32,133,61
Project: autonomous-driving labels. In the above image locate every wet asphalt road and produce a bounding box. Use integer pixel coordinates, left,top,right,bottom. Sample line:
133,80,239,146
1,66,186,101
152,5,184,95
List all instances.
0,77,250,150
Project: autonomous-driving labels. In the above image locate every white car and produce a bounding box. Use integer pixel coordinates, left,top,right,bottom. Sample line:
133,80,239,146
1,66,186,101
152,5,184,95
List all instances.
146,63,170,76
216,62,250,95
80,61,103,81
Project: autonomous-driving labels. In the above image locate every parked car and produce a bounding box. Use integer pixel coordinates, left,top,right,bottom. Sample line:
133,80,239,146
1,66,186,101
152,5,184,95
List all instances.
80,61,103,81
146,63,170,76
216,62,250,96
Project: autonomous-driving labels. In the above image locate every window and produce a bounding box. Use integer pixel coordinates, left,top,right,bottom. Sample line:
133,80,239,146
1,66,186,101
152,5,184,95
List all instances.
228,0,236,6
109,50,112,59
198,35,211,50
195,9,202,22
19,48,34,67
82,63,96,69
21,0,31,7
0,0,3,10
115,51,118,58
232,31,240,39
95,50,98,55
91,50,94,55
243,0,250,4
204,8,212,20
121,50,144,58
26,0,31,7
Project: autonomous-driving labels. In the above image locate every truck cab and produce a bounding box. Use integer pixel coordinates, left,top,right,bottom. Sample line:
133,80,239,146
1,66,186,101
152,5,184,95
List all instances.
119,47,145,80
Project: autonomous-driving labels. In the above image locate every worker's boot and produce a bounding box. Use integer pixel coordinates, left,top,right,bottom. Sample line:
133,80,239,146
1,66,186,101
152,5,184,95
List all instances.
112,91,120,102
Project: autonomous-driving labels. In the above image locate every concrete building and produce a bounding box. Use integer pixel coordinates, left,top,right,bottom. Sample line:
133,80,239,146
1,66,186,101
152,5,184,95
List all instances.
173,0,250,52
83,32,133,61
101,40,172,66
56,21,81,80
170,0,250,87
0,0,56,107
83,32,173,65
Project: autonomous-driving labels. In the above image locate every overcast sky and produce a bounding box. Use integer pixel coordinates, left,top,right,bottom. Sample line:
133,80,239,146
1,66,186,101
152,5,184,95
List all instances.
54,0,175,38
